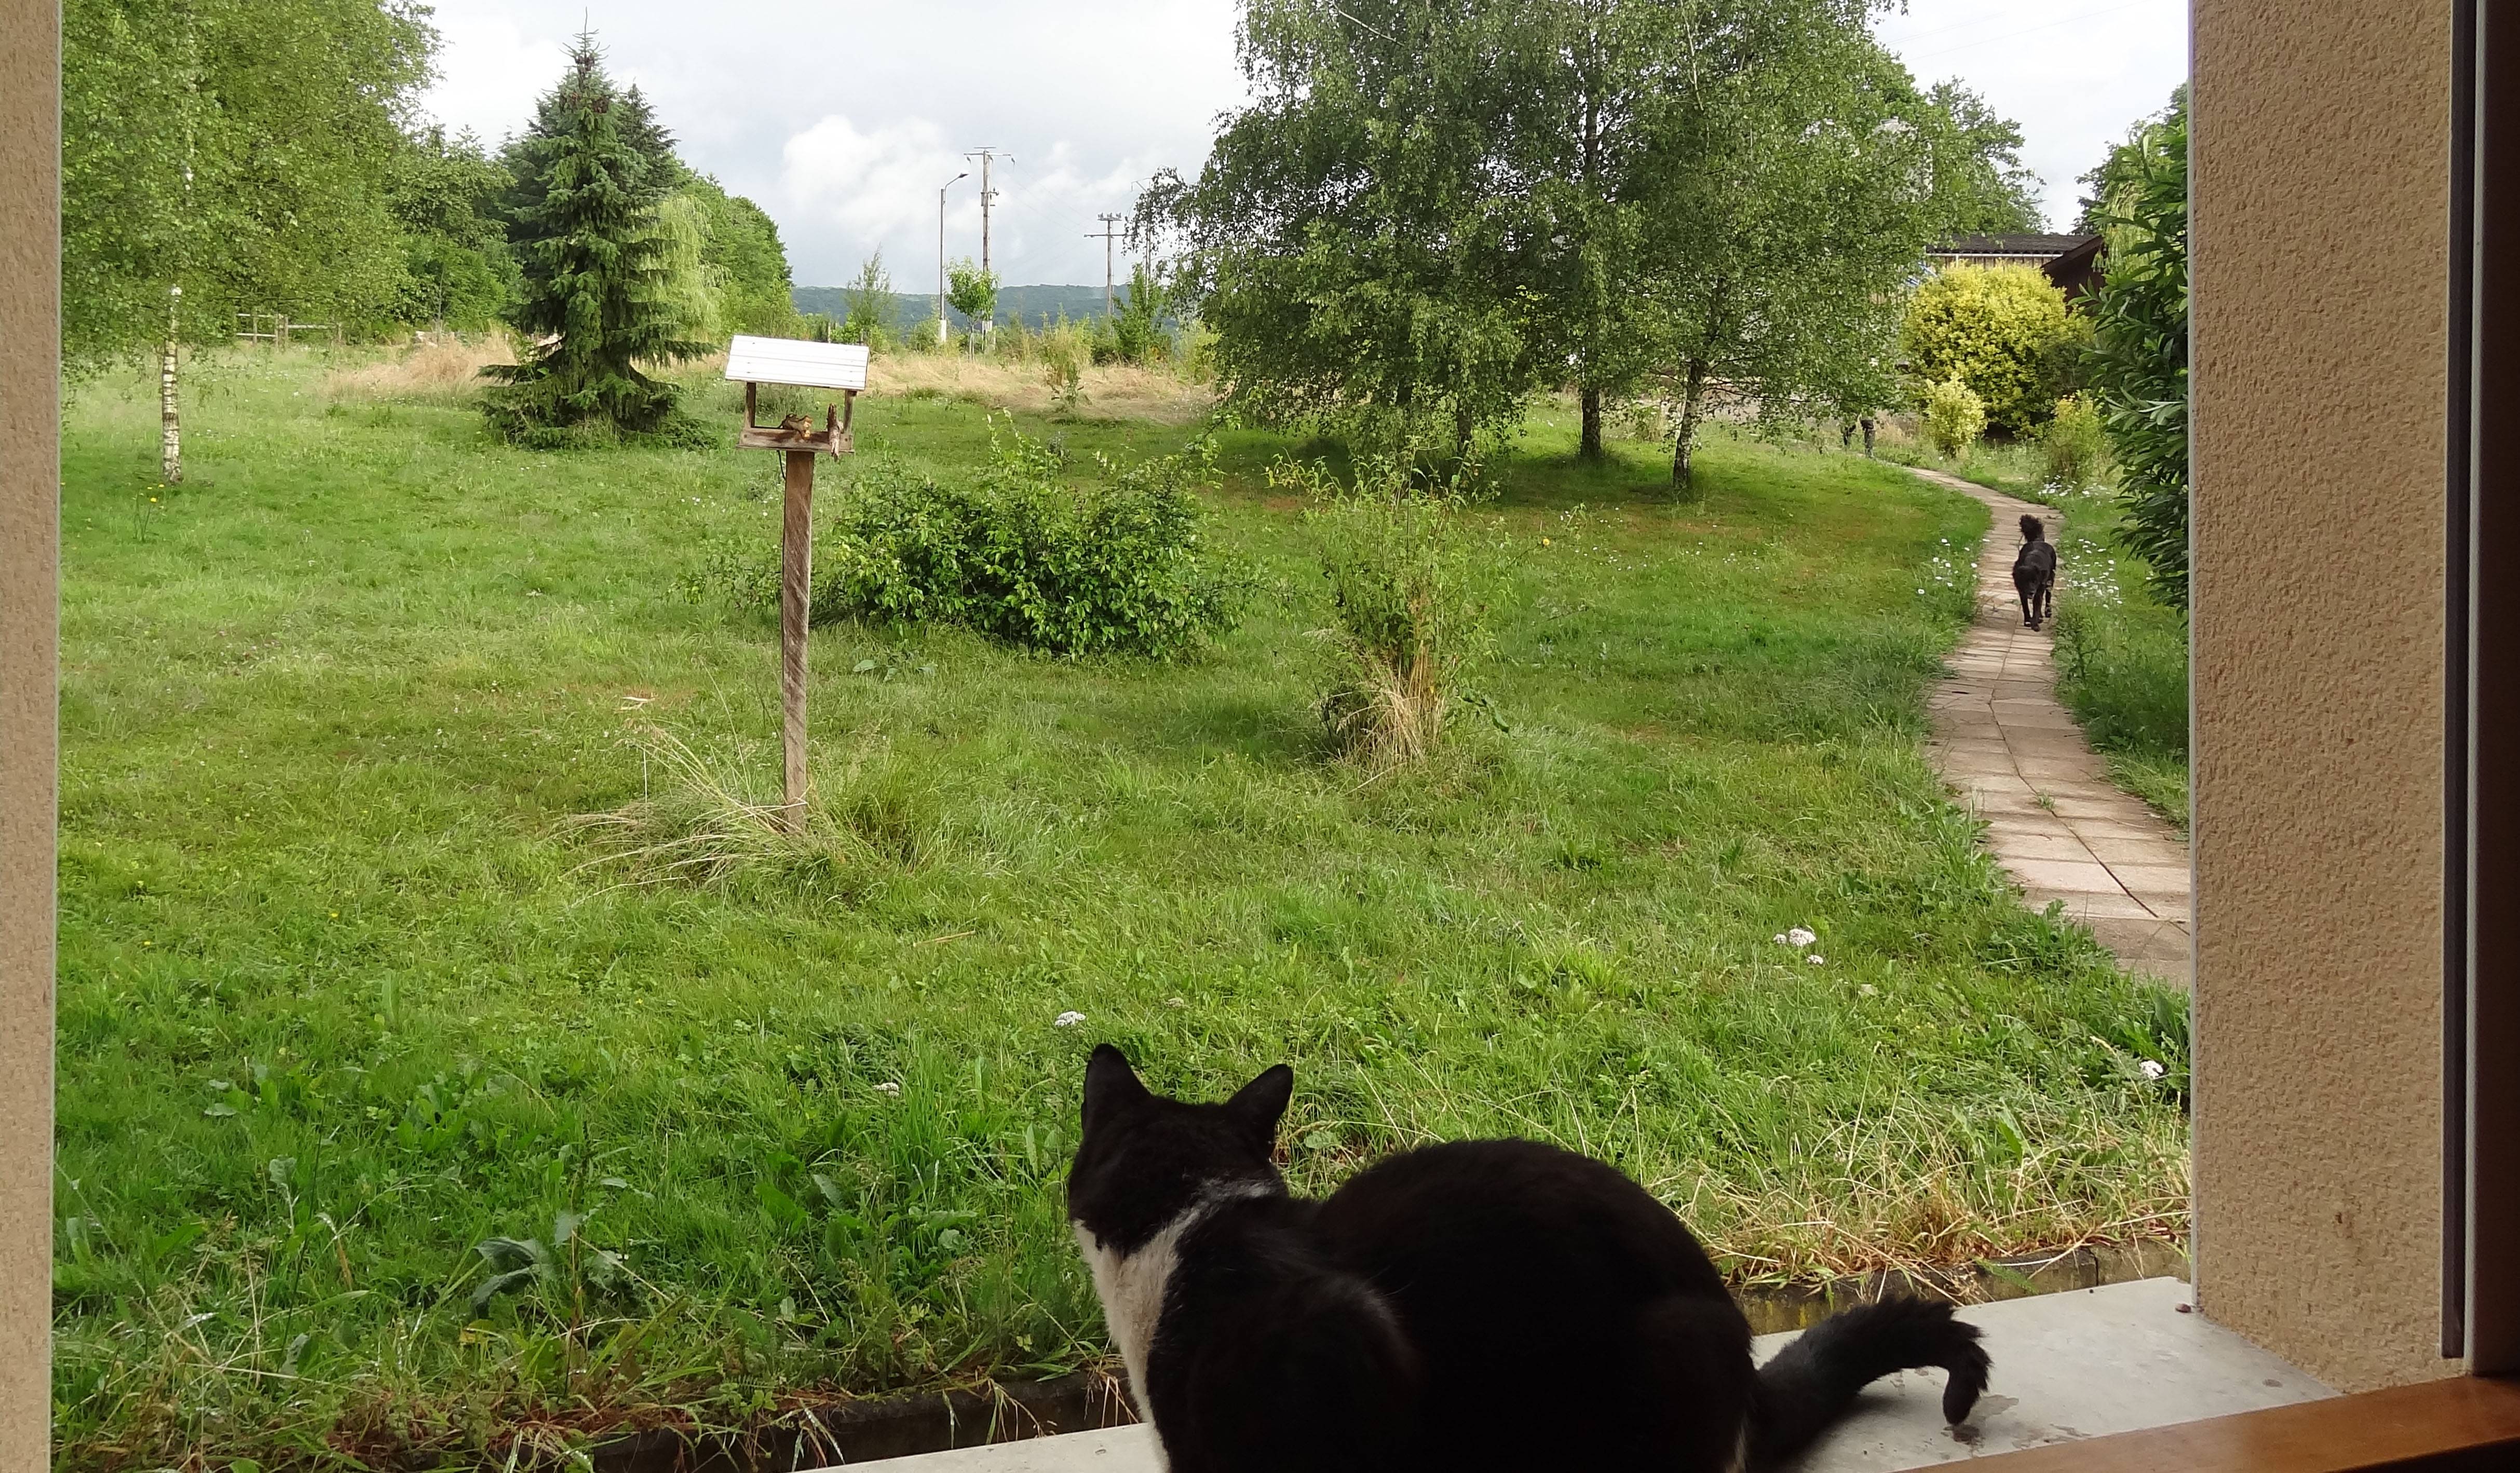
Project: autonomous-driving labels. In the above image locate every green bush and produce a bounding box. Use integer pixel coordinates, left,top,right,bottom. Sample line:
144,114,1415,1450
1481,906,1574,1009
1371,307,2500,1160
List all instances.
1921,378,1988,460
2041,393,2108,488
814,427,1247,658
1279,456,1496,764
1902,262,2078,434
1092,265,1174,366
2084,88,2190,609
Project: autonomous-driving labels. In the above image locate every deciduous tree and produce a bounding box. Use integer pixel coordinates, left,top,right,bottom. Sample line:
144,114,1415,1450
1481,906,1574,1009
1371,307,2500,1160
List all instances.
1630,3,1951,487
388,126,518,333
62,0,432,367
1143,0,1537,460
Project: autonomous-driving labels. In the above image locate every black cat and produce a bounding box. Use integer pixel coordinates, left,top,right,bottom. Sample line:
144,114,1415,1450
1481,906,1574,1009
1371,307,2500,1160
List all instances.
1067,1046,1988,1473
2014,514,2057,630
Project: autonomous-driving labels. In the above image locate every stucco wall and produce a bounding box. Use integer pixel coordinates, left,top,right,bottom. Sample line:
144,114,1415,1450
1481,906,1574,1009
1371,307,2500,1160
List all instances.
2190,1,2458,1390
0,0,58,1468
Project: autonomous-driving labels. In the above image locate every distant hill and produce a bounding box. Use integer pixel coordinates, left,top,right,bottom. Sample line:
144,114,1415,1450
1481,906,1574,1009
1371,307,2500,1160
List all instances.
790,283,1134,333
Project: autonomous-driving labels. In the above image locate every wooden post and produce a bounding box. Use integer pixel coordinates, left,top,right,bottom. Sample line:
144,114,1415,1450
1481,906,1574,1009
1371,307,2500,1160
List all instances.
725,336,865,830
779,447,815,829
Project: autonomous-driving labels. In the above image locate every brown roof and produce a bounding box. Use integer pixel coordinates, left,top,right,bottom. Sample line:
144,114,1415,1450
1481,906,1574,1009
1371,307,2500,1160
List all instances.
1929,233,2099,260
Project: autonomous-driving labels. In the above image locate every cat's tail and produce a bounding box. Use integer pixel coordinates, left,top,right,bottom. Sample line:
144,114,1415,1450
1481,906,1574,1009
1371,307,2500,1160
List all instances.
1746,1298,1989,1469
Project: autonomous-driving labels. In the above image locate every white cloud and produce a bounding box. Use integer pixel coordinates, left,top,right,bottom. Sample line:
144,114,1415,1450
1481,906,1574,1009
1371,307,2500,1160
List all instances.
1876,0,2191,230
415,12,569,145
411,0,2185,287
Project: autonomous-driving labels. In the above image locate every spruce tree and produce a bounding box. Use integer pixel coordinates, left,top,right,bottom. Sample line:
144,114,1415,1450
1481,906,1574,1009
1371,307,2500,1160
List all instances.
484,34,706,442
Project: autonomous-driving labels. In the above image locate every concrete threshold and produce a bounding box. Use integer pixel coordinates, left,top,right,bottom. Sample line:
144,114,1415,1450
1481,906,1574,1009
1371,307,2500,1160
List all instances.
826,1279,2329,1470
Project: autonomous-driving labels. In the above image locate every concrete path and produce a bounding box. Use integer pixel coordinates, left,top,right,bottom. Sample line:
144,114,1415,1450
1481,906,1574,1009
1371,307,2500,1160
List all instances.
1914,468,2192,988
835,1279,2327,1470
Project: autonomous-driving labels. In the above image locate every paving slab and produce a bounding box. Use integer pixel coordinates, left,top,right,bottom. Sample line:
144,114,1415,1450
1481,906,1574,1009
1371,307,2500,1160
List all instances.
837,1280,2327,1471
1911,468,2193,989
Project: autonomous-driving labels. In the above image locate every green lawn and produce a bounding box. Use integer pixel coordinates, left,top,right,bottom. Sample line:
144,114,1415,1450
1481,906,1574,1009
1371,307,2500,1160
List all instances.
54,355,2187,1470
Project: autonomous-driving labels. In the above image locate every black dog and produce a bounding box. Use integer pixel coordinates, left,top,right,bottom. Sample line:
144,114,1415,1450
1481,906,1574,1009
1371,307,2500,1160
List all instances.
2013,514,2056,630
1067,1046,1989,1473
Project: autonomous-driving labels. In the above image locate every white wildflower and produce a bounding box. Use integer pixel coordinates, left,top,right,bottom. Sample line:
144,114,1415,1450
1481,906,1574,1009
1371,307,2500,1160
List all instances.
873,1081,902,1097
1053,1011,1087,1029
1773,934,1790,946
2138,1059,2167,1080
1785,927,1817,949
1808,954,1826,965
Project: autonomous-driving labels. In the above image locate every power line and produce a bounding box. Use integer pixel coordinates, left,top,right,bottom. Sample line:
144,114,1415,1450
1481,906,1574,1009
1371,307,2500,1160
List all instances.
1087,213,1124,318
963,147,1009,330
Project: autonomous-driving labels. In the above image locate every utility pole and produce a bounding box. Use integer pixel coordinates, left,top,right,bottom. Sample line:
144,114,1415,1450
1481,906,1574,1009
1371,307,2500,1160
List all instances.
964,147,1007,333
937,170,967,346
1088,213,1123,318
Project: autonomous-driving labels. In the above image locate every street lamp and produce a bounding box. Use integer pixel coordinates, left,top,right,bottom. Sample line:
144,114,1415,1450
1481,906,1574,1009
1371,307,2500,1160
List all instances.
938,171,968,347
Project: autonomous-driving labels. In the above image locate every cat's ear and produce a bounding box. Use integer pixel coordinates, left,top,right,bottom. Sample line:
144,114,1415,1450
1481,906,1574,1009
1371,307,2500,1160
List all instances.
1082,1044,1150,1131
1224,1064,1294,1151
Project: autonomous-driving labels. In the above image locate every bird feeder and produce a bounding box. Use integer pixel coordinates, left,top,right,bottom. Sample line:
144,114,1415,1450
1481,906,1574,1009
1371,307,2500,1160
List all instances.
724,334,870,828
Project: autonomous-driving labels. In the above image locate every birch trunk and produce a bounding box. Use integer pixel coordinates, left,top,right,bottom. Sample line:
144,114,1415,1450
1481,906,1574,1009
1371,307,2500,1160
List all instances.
159,286,182,485
1670,360,1708,493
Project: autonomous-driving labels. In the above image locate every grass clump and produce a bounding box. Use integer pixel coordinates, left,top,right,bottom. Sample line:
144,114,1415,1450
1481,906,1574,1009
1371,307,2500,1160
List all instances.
1285,456,1497,766
567,726,938,890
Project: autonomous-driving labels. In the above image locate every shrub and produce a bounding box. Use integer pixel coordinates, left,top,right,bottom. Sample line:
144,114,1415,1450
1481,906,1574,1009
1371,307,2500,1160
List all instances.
1921,378,1987,460
945,260,999,340
2084,88,2190,609
2042,393,2109,488
1041,324,1088,414
1902,262,2077,434
815,426,1245,658
1281,456,1495,765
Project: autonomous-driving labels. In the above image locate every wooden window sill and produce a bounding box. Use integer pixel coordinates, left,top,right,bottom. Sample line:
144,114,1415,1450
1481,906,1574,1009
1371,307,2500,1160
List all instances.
1952,1375,2520,1473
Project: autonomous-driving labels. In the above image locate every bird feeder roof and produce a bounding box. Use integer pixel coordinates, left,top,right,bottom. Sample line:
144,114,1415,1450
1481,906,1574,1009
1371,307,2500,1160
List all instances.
724,335,870,391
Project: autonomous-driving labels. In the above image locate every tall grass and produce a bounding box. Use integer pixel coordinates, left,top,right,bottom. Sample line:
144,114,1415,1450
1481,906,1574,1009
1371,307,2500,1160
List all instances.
2048,490,2191,828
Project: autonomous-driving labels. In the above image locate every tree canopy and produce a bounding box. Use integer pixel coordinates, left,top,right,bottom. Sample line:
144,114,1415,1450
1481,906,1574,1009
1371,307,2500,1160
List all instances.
387,127,518,331
1147,0,2041,481
62,0,433,367
62,4,796,365
1926,80,2047,236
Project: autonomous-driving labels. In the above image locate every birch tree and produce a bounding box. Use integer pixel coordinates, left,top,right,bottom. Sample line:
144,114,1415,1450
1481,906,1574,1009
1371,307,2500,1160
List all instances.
1629,2,1959,488
63,0,431,371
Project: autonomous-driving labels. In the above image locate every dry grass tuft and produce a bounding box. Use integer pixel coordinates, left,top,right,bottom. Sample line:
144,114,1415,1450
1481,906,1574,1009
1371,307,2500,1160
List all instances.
1319,617,1448,768
869,353,1214,425
567,726,895,889
326,336,517,402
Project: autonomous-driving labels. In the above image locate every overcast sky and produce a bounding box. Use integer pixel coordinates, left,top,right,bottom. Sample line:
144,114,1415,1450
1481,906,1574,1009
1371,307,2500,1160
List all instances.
416,1,2189,291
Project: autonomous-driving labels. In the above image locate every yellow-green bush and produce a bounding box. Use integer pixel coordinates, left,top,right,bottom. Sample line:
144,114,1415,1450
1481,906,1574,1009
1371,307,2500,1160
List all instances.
2042,392,2109,488
1921,378,1987,460
1903,263,2077,434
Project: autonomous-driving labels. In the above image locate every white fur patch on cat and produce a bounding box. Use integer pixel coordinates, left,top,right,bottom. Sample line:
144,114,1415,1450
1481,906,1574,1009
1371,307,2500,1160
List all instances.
1074,1180,1275,1461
